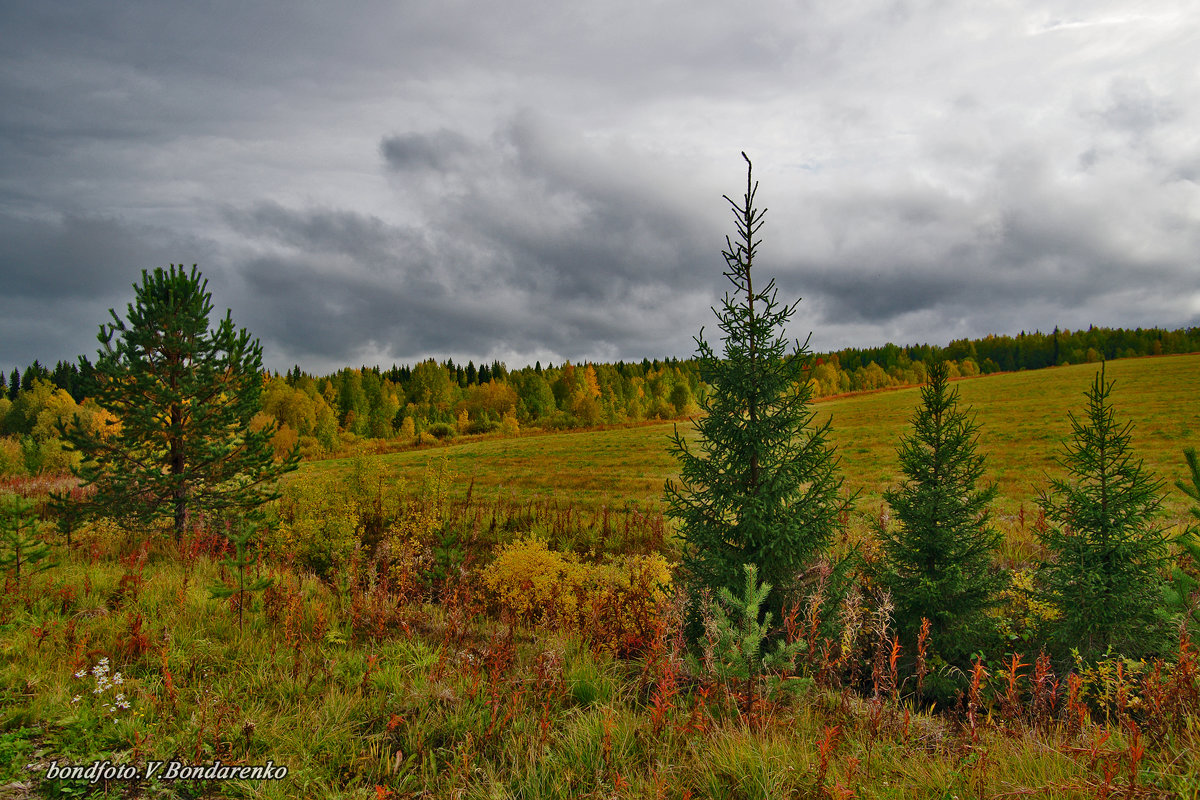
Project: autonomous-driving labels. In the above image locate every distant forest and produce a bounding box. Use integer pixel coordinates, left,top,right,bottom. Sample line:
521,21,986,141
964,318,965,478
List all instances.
3,324,1198,474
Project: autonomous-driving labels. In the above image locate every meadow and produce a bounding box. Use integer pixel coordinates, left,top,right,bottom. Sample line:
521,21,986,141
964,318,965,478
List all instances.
1,353,1198,799
302,353,1200,543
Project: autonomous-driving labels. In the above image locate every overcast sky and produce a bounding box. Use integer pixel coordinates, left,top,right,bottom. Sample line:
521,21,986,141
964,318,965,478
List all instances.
2,1,1198,375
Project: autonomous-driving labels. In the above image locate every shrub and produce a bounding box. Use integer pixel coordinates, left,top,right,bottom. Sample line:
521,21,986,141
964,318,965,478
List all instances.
0,493,56,589
499,411,520,437
273,478,360,578
466,418,500,435
699,562,805,729
481,536,672,655
426,422,456,440
990,568,1060,647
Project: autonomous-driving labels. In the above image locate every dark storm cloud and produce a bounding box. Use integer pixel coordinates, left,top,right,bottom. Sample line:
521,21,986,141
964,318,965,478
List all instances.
225,117,721,368
382,114,716,292
0,212,222,367
0,214,157,299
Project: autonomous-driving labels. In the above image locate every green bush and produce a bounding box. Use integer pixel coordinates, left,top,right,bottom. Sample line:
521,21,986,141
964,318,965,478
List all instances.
466,418,500,435
426,422,456,440
272,477,361,578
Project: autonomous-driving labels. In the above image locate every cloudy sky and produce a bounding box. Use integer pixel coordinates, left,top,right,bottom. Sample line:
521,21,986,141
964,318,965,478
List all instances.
2,1,1198,374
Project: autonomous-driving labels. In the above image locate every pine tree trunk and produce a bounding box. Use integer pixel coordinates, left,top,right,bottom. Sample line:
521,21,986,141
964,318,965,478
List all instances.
171,400,186,543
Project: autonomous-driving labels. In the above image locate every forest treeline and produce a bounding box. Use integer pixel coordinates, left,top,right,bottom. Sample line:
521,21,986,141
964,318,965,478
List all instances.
2,324,1198,475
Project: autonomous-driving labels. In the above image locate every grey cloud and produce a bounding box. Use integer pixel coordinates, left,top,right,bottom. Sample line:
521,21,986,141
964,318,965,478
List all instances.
380,130,475,172
777,137,1200,333
225,170,715,370
0,214,157,300
1098,77,1179,135
0,212,223,366
383,113,720,300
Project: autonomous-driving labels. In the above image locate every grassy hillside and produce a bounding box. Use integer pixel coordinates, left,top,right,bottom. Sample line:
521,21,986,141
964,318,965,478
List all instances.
299,354,1200,536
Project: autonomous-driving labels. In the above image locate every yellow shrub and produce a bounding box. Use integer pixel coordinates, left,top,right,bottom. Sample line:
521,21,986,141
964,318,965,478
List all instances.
499,410,520,437
381,460,452,595
481,536,591,624
481,536,673,655
0,436,24,477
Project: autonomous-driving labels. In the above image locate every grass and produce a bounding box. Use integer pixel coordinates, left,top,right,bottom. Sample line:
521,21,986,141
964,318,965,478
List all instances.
3,542,1196,799
297,354,1200,551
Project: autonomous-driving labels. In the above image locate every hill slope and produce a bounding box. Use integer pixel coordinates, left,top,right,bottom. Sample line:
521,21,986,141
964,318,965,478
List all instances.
297,354,1200,538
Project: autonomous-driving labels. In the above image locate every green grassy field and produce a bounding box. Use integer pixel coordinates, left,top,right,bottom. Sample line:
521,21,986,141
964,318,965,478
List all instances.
298,354,1200,538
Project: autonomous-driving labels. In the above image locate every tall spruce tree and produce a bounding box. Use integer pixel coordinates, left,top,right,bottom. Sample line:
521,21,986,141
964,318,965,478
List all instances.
61,265,298,541
1037,364,1170,660
665,153,847,625
880,360,1003,661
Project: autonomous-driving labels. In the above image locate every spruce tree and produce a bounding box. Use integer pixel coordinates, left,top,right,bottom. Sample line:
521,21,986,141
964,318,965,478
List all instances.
880,360,1003,661
60,265,298,542
1164,447,1200,641
665,153,847,625
701,562,805,730
1037,364,1170,660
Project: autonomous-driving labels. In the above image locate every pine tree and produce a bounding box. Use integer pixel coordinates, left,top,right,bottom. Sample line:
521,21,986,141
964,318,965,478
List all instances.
60,265,298,542
666,153,848,626
1037,364,1170,660
0,494,56,591
209,521,275,633
880,360,1003,660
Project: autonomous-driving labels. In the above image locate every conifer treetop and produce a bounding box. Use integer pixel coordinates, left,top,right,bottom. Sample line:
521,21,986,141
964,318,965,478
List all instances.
61,265,297,541
666,155,847,622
